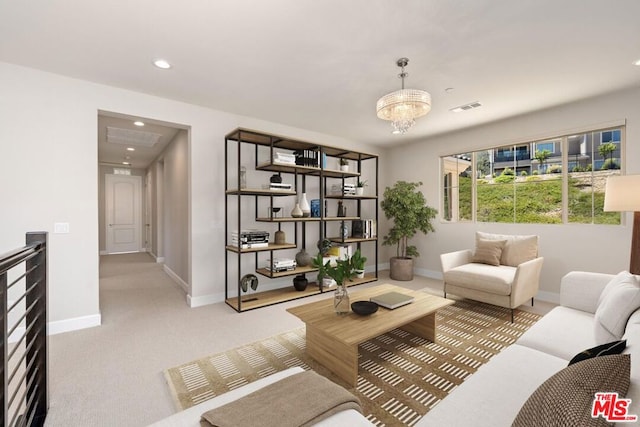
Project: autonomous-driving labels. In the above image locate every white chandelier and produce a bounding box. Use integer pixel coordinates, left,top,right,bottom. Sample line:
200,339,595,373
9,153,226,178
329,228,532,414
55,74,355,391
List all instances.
376,57,431,134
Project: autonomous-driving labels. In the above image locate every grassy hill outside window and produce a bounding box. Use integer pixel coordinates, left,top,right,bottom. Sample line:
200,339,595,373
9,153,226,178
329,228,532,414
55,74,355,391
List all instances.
441,127,623,225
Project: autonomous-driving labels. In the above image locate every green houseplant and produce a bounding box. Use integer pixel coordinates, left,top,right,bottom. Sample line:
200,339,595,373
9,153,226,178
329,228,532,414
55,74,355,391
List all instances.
380,181,437,280
350,250,367,278
312,249,364,314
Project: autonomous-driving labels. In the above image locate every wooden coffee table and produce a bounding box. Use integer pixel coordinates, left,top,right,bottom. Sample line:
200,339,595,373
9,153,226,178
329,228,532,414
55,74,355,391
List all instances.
286,283,454,386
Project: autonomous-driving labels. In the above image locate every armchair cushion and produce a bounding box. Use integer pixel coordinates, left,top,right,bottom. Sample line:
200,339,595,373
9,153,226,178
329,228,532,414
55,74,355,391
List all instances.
444,263,516,296
472,239,506,266
476,232,538,267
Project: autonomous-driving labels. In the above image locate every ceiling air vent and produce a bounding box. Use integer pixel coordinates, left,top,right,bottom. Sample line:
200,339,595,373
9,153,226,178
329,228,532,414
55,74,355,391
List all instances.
106,126,161,148
450,101,482,113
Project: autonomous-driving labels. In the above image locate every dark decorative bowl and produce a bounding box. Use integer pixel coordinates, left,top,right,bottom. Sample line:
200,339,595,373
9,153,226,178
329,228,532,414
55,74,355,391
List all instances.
351,301,378,316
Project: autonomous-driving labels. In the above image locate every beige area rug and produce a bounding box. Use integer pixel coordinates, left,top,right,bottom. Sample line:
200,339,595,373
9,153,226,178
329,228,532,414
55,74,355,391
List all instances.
164,300,540,426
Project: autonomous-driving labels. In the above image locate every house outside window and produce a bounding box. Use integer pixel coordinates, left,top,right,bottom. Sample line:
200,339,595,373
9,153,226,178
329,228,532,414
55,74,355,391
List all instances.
441,127,623,225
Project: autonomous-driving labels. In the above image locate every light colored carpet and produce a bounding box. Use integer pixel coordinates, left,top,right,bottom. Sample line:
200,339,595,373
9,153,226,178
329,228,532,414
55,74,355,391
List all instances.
44,253,555,427
165,301,541,426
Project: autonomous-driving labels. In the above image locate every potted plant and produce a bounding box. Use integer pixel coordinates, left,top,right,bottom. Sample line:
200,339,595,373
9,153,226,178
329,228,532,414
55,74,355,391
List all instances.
355,180,367,196
380,181,437,281
312,251,358,314
350,249,367,278
339,157,349,172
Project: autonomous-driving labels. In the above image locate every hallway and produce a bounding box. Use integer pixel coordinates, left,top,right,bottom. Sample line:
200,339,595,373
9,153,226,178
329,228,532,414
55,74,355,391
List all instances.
45,253,307,426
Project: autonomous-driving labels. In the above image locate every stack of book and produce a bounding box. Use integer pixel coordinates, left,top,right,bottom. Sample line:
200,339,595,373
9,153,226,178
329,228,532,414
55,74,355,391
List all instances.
351,220,377,238
330,184,356,196
273,152,296,165
266,258,297,272
231,230,270,249
267,182,292,191
293,149,320,167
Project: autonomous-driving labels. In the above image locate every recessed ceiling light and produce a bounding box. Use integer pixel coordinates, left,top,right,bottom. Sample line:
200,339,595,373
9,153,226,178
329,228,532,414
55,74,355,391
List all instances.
153,59,172,69
133,121,144,126
634,59,640,66
122,162,130,165
127,147,135,151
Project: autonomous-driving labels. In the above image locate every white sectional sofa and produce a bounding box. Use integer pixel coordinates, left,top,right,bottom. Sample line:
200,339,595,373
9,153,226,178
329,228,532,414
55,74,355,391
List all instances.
151,271,639,426
419,270,640,426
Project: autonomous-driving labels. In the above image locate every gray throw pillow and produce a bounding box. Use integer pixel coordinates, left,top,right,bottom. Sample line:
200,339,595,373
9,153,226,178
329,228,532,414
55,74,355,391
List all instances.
512,354,630,427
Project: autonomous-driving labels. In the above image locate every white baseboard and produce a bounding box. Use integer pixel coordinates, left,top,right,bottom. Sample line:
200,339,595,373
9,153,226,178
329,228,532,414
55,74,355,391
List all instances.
187,292,225,308
414,268,443,280
536,290,560,304
163,265,189,293
49,313,102,335
99,250,108,255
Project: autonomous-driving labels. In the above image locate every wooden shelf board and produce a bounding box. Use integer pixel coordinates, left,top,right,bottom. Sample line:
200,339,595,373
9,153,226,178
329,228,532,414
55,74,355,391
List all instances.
226,188,296,196
324,195,378,200
226,284,323,310
328,237,378,243
255,217,321,222
225,128,377,160
323,216,360,221
226,243,297,253
256,162,361,178
226,274,378,311
255,266,319,278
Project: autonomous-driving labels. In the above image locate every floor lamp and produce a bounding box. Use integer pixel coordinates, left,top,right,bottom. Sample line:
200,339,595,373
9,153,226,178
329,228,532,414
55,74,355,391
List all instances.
604,174,640,275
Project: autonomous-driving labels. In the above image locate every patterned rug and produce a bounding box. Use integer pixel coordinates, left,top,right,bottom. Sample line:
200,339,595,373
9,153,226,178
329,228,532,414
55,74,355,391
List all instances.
164,299,540,426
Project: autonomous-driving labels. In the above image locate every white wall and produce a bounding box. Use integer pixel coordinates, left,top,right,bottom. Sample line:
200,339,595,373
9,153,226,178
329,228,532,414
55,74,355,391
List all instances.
384,86,640,301
158,129,189,286
0,61,381,329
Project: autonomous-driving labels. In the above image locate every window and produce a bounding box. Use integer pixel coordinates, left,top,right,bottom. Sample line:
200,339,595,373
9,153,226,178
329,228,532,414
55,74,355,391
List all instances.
442,127,623,225
442,154,472,222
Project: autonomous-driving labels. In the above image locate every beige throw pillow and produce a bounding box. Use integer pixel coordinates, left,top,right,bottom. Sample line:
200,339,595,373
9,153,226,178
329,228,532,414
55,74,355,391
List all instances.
472,239,506,266
476,231,538,267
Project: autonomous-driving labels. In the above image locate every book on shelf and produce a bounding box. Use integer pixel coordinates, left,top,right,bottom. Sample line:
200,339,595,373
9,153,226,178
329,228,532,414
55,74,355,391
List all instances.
327,244,352,260
330,184,356,196
351,220,376,238
273,152,296,165
370,292,414,309
266,258,296,268
231,242,269,249
293,149,320,167
231,230,270,243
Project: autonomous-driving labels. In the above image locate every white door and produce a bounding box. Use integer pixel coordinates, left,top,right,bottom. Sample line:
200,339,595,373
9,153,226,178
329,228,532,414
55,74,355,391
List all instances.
105,174,142,254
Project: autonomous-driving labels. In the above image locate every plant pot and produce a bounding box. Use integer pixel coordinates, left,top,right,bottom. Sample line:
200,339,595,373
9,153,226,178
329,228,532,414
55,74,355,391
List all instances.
390,257,414,281
355,269,365,279
355,187,364,196
340,165,349,172
293,274,308,291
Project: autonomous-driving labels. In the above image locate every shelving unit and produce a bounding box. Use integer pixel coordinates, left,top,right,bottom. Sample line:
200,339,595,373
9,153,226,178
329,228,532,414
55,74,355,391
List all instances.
225,128,379,312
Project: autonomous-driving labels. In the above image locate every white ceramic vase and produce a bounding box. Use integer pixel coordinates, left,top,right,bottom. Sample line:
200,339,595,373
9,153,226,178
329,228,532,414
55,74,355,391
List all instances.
299,193,311,217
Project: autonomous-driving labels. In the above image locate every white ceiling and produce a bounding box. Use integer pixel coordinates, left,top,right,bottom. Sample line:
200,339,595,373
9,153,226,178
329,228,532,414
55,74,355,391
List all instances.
98,113,181,169
2,0,640,147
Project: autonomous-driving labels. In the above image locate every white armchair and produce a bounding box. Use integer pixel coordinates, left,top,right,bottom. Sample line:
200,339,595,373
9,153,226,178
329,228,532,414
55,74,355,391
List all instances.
440,232,544,322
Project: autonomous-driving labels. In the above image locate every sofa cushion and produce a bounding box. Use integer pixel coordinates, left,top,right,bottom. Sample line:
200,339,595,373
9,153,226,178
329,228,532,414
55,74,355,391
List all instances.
568,339,626,365
472,239,506,266
512,354,631,427
416,344,567,427
444,263,516,296
517,306,598,361
594,271,640,344
476,232,538,267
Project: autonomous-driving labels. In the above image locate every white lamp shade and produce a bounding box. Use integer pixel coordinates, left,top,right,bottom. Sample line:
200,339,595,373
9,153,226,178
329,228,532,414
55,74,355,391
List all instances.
604,175,640,212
